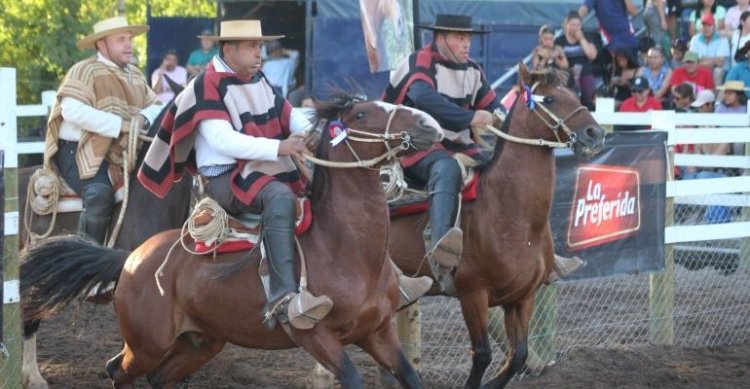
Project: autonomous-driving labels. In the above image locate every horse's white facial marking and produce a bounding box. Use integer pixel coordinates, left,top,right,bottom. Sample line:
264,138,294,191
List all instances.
374,102,443,136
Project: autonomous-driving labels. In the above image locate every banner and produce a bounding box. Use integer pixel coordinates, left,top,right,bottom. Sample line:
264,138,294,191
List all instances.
359,0,415,73
551,131,667,280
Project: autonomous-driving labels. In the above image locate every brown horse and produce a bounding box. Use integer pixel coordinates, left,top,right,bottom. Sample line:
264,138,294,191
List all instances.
389,65,606,388
19,103,194,389
20,94,443,388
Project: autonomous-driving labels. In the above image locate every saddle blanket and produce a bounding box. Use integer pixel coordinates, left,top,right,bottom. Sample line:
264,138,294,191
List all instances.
388,172,480,218
194,197,312,254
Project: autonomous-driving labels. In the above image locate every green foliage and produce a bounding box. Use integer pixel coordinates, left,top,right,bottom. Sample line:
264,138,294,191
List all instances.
0,0,215,103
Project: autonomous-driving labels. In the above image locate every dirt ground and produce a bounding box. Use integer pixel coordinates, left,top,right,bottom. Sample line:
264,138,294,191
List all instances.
32,304,750,389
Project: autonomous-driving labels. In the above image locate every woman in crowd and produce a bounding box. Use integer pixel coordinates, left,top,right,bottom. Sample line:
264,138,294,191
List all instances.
610,48,639,106
689,0,727,37
729,11,750,65
671,37,689,68
531,25,569,70
638,46,673,102
555,11,598,108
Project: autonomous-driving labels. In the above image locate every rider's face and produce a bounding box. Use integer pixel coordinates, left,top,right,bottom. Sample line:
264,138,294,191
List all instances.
97,32,134,68
224,40,263,77
438,32,471,64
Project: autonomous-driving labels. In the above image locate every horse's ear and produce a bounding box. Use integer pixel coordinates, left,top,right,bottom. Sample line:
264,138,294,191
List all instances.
518,62,530,86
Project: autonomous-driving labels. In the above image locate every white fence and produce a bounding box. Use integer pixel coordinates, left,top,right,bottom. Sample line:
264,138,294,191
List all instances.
0,67,55,388
415,98,750,387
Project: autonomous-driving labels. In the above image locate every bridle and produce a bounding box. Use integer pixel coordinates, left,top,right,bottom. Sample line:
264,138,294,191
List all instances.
485,81,588,149
302,104,418,169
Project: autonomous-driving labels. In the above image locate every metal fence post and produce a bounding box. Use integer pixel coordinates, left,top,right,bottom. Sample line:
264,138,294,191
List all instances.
0,67,23,387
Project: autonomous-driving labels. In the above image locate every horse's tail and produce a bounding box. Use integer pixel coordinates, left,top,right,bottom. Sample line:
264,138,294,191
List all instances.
20,235,129,322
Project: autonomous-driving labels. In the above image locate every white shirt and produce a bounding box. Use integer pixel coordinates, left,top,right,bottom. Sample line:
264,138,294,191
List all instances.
58,52,163,141
194,56,313,169
151,65,188,104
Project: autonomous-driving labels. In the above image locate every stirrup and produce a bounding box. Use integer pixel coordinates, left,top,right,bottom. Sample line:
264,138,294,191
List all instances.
548,254,584,283
428,227,463,268
287,290,333,330
397,274,433,310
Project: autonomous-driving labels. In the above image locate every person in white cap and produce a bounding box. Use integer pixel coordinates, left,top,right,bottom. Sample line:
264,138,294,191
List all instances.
43,16,163,244
690,88,716,112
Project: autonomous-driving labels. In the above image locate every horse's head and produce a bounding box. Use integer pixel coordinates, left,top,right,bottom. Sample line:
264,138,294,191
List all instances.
517,63,605,156
313,92,443,165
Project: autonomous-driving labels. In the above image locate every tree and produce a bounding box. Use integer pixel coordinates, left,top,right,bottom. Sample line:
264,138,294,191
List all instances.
0,0,214,103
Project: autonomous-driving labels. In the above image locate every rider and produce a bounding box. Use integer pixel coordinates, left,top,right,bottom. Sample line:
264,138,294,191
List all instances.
43,16,163,245
383,14,582,291
138,20,430,329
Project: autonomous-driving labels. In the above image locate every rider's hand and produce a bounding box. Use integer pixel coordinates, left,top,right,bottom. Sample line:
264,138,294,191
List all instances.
133,114,148,130
278,137,308,156
471,110,493,129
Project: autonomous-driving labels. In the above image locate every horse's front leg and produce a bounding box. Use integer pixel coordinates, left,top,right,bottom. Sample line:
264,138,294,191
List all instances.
296,328,363,389
357,319,422,389
481,295,534,389
459,289,492,389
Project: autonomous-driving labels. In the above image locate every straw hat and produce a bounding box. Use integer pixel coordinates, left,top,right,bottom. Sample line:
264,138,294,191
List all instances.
717,80,750,92
197,20,284,41
77,16,148,50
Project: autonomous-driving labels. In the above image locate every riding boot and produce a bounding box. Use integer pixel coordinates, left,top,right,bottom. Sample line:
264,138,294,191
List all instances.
261,193,331,330
391,259,433,310
78,183,114,245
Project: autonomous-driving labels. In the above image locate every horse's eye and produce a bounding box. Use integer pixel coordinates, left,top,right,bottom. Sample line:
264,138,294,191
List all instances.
355,111,366,120
543,96,554,104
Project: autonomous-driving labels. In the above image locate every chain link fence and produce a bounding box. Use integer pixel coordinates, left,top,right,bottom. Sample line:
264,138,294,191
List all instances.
416,191,750,388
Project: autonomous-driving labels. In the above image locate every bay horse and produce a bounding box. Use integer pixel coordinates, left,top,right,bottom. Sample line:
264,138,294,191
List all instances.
389,64,606,388
20,95,444,388
19,102,194,389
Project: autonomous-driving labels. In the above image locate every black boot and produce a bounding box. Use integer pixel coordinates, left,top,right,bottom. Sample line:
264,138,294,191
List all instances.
262,192,299,322
79,183,114,244
426,158,463,268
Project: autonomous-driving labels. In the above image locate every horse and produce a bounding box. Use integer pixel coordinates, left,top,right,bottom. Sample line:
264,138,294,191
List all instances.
20,94,444,388
19,101,194,389
388,64,606,388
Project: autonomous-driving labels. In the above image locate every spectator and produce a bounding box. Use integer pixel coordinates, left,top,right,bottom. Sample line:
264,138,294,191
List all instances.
637,36,657,67
671,37,689,68
610,48,639,106
579,0,639,59
691,88,716,112
262,40,300,97
689,0,727,37
671,51,716,92
644,0,669,50
671,82,696,111
151,50,188,104
556,11,599,108
187,30,219,78
639,46,673,101
619,76,664,112
726,40,750,83
532,25,569,70
729,11,750,64
690,13,730,87
715,80,749,112
666,0,683,41
724,0,750,34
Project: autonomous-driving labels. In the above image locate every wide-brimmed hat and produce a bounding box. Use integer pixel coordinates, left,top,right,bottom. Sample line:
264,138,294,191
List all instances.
197,20,284,41
717,80,750,92
77,16,149,50
417,14,488,34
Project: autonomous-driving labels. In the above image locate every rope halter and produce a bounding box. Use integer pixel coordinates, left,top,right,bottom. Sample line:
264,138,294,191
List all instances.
302,104,417,169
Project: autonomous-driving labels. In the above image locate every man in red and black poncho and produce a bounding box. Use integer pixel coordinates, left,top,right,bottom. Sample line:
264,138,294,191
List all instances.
138,20,332,329
382,14,502,293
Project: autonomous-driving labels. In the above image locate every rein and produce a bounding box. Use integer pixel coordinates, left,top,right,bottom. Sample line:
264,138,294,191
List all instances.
302,105,415,169
484,81,587,149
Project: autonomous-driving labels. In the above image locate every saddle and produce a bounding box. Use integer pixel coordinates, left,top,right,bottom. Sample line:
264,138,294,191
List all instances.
190,197,312,254
27,166,126,215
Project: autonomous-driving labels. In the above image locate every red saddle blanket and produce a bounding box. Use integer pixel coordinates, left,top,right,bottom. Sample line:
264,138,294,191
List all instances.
389,172,480,218
194,198,312,254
